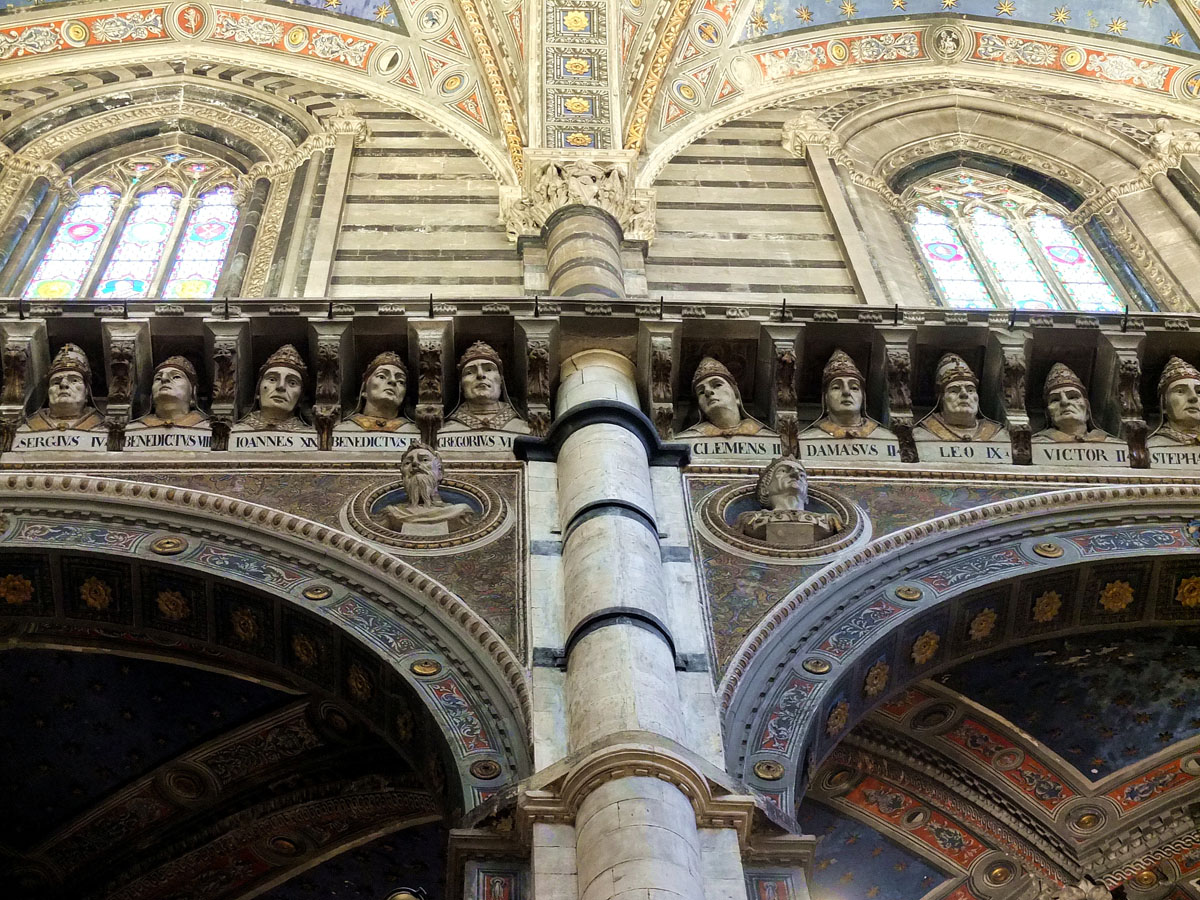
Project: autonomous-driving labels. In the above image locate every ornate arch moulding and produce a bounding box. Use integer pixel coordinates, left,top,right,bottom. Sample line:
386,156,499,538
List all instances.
0,0,519,185
720,485,1200,812
0,472,532,806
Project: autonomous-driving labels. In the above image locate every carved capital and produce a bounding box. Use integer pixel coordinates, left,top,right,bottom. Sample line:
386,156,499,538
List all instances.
781,112,835,157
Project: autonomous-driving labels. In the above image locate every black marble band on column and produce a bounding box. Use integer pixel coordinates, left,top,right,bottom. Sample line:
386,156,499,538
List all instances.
216,177,270,296
544,204,624,298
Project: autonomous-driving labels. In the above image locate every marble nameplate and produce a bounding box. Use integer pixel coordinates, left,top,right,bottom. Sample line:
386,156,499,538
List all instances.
231,431,320,451
1033,443,1128,467
437,430,519,452
332,432,417,451
12,429,108,452
682,436,784,459
1150,446,1200,469
799,437,901,463
917,441,1012,464
123,428,213,451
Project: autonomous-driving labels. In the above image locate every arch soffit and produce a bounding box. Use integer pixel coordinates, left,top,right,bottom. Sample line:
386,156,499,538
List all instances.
637,65,1198,189
0,473,531,798
0,37,516,186
720,485,1200,807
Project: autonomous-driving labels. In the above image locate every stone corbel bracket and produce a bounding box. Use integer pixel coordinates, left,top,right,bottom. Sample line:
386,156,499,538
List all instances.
515,317,559,438
203,318,251,452
409,318,453,446
985,327,1033,465
758,324,803,456
100,318,151,452
638,321,681,440
1103,330,1149,469
499,150,658,244
308,318,354,451
877,326,918,463
0,319,48,452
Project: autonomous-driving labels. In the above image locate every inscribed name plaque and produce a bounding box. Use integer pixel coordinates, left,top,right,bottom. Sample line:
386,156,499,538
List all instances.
1149,446,1200,469
799,438,901,463
12,430,108,452
917,441,1012,464
231,432,320,451
1033,443,1128,467
332,432,417,452
124,428,213,451
681,435,784,460
437,430,519,453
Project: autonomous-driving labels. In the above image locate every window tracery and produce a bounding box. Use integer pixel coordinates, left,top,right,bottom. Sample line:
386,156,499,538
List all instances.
906,169,1131,313
23,151,241,301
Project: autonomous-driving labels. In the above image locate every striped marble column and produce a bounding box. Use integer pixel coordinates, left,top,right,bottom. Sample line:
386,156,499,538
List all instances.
544,206,625,298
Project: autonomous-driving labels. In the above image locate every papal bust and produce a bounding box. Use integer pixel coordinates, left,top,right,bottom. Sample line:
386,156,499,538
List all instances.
800,349,895,440
1149,355,1200,446
443,341,530,434
1033,363,1119,444
128,356,208,429
678,356,769,438
22,343,104,433
914,352,1006,443
235,344,309,432
339,352,412,432
736,455,840,547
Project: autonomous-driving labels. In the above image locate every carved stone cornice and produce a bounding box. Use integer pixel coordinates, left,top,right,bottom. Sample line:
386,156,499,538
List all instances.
500,152,657,243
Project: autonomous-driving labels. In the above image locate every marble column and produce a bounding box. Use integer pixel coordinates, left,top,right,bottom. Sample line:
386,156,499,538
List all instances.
554,349,705,900
544,206,625,298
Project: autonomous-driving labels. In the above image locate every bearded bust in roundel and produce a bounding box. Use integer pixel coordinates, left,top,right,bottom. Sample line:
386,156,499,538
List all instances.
380,441,476,534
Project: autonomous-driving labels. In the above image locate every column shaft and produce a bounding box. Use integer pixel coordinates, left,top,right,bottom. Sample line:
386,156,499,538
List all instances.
216,177,269,297
545,206,624,298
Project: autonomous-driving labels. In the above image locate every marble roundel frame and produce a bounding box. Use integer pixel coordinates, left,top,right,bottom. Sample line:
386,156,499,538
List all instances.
721,485,1200,814
345,477,509,553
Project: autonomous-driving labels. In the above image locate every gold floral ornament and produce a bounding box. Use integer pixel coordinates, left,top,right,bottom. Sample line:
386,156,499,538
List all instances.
155,589,190,621
826,700,850,736
231,607,258,642
347,663,374,702
969,608,997,641
566,132,592,146
863,661,890,698
80,576,112,611
292,634,319,668
1177,576,1200,608
564,57,591,75
1032,590,1061,623
911,631,940,665
562,10,589,31
0,573,33,605
1099,580,1135,613
564,97,590,114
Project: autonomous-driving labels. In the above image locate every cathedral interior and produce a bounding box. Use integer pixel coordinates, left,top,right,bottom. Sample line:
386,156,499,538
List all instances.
4,1,1200,900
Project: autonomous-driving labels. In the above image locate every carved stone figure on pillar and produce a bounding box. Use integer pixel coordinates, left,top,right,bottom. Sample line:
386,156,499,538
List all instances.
799,350,896,440
128,357,208,430
234,344,310,432
1148,356,1200,446
337,352,413,432
442,341,530,434
21,343,104,433
1033,364,1119,444
913,353,1006,443
380,442,476,535
736,455,841,547
678,357,769,438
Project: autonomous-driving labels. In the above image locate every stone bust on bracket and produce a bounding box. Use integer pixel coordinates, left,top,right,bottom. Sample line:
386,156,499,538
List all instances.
677,356,769,438
234,344,310,433
128,356,208,430
442,341,530,434
1149,355,1200,446
1033,363,1119,444
339,352,412,432
381,441,476,534
23,343,104,432
800,349,896,440
735,455,840,547
913,352,1006,442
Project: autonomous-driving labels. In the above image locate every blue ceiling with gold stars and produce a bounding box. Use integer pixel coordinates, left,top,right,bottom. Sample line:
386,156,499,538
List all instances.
741,3,1200,54
937,627,1200,778
0,0,404,32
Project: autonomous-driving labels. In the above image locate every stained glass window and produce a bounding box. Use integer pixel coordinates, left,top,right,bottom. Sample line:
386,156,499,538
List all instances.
905,168,1138,312
94,186,181,299
1029,212,1124,313
161,186,239,299
911,205,993,309
23,187,118,300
